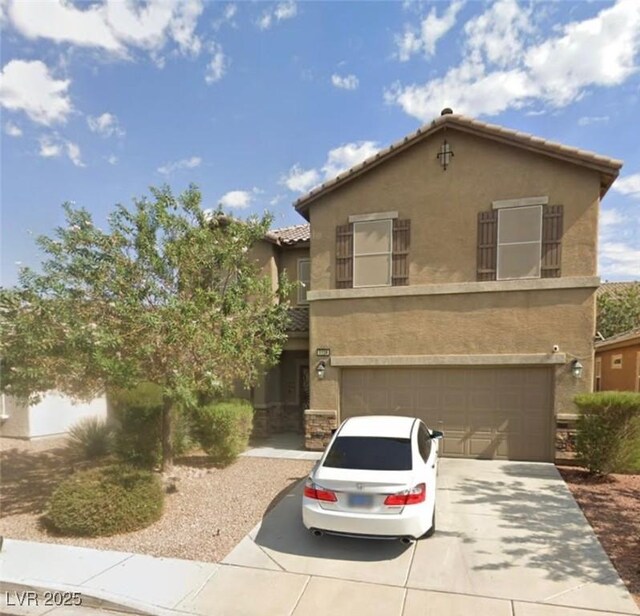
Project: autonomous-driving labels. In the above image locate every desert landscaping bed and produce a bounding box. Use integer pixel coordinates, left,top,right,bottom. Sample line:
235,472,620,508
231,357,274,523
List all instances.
558,466,640,608
0,437,313,562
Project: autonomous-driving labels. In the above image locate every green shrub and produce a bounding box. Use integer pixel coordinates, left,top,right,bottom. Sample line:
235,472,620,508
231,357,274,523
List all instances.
192,399,253,466
110,383,194,467
46,465,164,537
66,417,113,460
575,392,640,475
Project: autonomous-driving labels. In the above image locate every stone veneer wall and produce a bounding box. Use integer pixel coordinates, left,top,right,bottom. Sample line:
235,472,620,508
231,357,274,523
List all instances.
304,409,337,450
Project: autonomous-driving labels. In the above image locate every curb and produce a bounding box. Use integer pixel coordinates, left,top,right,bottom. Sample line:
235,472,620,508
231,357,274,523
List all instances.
0,579,173,616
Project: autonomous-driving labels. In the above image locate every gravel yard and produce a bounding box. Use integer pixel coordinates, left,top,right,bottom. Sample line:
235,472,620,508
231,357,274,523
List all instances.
558,466,640,609
0,437,313,562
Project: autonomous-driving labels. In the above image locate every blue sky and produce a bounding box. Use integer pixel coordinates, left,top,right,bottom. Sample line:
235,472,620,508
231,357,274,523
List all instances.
1,0,639,286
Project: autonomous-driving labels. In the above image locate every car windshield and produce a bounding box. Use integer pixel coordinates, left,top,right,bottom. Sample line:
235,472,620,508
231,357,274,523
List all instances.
322,436,412,471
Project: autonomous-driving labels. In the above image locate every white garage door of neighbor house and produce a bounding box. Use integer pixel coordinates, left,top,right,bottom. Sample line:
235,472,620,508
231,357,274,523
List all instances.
340,367,554,462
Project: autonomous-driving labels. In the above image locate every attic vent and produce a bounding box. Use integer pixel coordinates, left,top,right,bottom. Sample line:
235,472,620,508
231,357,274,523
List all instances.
441,108,453,115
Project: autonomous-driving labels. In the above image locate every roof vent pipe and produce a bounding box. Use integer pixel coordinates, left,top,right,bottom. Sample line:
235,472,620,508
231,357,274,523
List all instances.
441,108,453,116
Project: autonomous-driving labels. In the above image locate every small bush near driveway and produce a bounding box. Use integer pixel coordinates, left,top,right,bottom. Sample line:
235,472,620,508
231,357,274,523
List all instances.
575,392,640,476
66,417,113,460
110,383,194,468
46,465,164,537
192,399,253,466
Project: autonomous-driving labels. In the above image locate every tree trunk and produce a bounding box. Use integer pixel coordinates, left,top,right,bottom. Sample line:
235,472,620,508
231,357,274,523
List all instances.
161,396,174,471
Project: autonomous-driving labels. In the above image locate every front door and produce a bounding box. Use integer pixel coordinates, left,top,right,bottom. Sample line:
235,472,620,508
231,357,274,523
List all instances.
298,365,310,432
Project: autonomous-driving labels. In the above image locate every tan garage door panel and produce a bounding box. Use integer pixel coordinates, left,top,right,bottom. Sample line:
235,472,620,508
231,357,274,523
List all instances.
341,367,553,462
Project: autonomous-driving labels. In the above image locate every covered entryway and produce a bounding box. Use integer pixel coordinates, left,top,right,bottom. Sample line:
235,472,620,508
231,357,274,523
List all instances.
340,366,554,462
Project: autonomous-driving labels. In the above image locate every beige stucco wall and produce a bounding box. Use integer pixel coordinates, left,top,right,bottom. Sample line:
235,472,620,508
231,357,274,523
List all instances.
308,128,601,291
279,246,310,306
309,288,595,419
249,240,279,295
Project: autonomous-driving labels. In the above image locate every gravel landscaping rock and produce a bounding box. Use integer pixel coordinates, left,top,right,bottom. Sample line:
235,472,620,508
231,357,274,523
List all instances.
0,437,313,562
559,466,640,608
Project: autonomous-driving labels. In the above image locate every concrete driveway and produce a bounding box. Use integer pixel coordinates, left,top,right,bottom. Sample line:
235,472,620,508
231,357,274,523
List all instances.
223,458,639,616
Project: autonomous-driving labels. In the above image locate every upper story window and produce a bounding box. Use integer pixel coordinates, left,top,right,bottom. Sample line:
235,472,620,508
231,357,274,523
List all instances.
497,205,543,280
353,219,392,287
298,259,310,304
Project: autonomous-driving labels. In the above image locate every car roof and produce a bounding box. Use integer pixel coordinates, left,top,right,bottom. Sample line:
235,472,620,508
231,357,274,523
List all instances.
338,415,417,438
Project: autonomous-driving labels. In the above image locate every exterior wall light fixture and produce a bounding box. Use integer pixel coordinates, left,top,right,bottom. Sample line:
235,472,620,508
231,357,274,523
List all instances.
571,360,583,379
316,361,326,380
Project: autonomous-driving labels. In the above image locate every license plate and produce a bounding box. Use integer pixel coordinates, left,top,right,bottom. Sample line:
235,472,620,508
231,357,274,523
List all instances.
348,493,373,507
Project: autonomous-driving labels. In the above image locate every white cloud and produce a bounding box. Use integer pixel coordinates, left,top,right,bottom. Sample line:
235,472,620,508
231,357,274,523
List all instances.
322,141,379,178
106,154,118,165
600,209,624,227
396,0,464,60
218,188,261,209
281,141,380,194
0,59,72,125
38,135,63,158
157,156,201,175
7,0,203,57
4,120,22,137
386,0,640,120
213,3,237,30
612,172,640,198
38,134,85,167
87,112,125,138
205,43,227,83
280,164,321,193
258,0,297,30
577,115,610,127
331,73,359,90
600,241,640,278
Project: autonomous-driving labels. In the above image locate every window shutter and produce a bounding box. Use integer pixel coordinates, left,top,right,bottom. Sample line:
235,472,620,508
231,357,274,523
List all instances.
541,205,563,278
477,210,498,281
392,219,411,286
336,223,353,288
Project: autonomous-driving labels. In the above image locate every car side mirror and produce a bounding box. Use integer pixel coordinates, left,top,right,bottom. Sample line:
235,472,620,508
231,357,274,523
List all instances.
430,430,444,440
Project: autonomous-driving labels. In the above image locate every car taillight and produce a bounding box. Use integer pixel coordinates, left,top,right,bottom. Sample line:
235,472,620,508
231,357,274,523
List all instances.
304,479,337,502
384,483,426,506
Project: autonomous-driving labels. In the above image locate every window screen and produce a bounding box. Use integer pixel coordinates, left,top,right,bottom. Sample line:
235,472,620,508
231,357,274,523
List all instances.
353,220,392,287
298,259,310,303
497,205,542,280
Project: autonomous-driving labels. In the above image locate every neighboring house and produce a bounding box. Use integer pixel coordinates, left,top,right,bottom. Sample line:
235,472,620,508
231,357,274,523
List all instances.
253,110,623,463
594,328,640,392
0,392,108,439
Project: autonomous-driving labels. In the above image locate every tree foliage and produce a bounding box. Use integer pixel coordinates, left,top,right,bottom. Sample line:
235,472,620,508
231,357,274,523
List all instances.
0,185,292,467
597,284,640,339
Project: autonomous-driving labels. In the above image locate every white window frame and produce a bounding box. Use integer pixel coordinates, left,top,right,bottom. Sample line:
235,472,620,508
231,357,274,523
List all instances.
352,219,393,288
496,204,543,281
595,357,602,391
611,354,623,370
297,258,310,304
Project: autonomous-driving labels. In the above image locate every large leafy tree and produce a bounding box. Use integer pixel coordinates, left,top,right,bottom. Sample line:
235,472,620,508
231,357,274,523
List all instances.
597,284,640,339
0,185,291,469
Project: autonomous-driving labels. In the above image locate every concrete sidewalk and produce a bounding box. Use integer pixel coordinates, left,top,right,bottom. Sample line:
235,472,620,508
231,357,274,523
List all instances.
2,531,639,616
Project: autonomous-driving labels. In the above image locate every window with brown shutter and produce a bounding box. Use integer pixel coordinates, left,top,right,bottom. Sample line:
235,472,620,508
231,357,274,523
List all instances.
541,205,563,278
477,210,498,281
477,204,564,281
392,219,410,286
336,217,411,288
336,223,353,288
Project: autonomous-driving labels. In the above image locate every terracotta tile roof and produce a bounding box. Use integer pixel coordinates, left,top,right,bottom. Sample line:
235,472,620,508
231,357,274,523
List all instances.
287,306,309,332
267,224,310,245
597,281,640,296
294,113,623,217
595,326,640,349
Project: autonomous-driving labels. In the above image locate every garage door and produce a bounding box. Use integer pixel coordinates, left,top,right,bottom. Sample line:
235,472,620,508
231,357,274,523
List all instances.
341,367,553,462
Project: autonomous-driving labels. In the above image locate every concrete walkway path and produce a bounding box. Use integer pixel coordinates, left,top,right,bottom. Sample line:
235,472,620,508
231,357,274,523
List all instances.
1,459,638,616
241,433,321,461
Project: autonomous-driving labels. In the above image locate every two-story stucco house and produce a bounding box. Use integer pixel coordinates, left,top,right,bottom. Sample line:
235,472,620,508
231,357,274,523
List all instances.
250,111,622,463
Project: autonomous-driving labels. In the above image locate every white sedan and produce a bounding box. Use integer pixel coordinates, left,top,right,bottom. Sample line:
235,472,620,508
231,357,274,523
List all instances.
302,415,443,543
